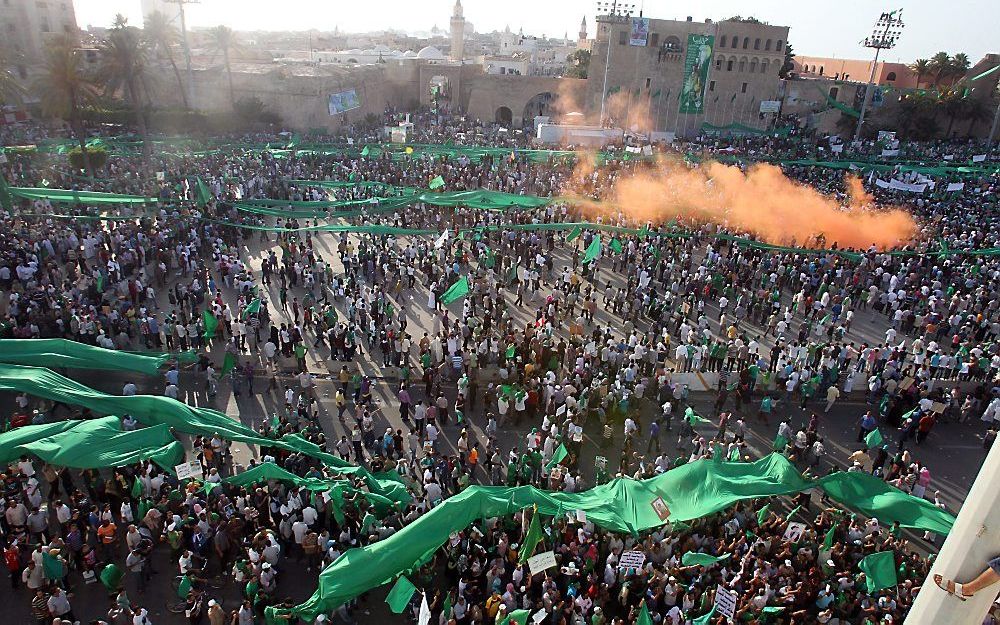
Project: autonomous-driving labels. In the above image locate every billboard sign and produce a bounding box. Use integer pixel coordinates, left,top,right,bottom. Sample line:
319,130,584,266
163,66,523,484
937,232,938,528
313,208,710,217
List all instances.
680,34,715,114
328,89,361,115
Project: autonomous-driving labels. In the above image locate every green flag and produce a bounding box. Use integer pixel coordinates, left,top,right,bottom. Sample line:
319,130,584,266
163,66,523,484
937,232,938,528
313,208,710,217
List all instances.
242,298,261,319
96,271,105,293
195,176,212,208
865,428,884,449
505,344,516,359
99,563,124,591
0,174,12,211
270,413,281,432
518,508,544,563
507,263,519,285
498,609,531,625
483,247,496,268
131,476,142,499
681,552,731,567
582,236,601,264
177,573,193,598
567,225,582,242
545,444,568,470
773,434,788,451
785,505,802,521
756,503,771,524
43,551,65,580
428,175,446,190
636,602,654,625
202,310,218,339
858,551,898,593
385,575,417,613
609,238,623,254
361,145,370,157
685,407,710,426
441,593,453,622
692,605,717,625
822,525,837,551
221,352,237,377
440,276,469,305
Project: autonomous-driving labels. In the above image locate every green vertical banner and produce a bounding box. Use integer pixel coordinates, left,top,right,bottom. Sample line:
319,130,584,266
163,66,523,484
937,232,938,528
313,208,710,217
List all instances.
680,33,715,114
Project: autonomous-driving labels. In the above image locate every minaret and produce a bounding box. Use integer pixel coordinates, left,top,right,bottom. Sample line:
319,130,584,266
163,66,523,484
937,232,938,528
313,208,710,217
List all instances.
579,16,587,42
449,0,465,61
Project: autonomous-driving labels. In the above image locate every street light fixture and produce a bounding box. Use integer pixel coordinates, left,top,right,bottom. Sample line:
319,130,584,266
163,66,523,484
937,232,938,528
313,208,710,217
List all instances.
853,10,904,142
595,0,635,127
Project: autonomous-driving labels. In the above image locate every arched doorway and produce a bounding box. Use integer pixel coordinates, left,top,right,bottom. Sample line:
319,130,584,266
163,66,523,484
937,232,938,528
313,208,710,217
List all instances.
495,106,513,126
522,92,555,126
428,75,451,113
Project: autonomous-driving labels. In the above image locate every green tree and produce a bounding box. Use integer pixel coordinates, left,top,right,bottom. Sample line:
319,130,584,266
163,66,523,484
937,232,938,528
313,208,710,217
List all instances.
938,89,967,137
929,51,952,87
565,49,590,79
97,16,152,165
0,45,27,105
908,58,930,88
143,10,188,108
962,96,991,136
779,43,795,79
208,26,242,109
950,53,971,81
34,35,99,177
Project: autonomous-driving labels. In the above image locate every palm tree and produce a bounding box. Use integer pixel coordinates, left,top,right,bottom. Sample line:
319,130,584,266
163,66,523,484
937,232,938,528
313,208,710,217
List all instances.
143,10,188,108
950,53,971,84
938,89,968,137
97,16,152,166
0,45,27,105
33,35,99,176
908,58,931,89
963,97,991,136
929,51,951,87
208,26,241,109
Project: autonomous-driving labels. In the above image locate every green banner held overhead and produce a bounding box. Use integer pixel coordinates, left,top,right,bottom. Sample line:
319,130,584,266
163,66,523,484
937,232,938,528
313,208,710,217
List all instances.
865,428,884,449
680,33,715,114
428,175,446,189
202,310,218,339
582,236,601,264
385,575,417,613
858,551,898,593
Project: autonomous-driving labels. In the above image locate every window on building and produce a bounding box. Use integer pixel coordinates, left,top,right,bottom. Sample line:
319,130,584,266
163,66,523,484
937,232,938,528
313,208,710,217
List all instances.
829,87,839,99
765,39,772,51
776,39,783,52
819,66,824,76
761,59,769,74
618,30,627,45
720,35,727,48
750,59,757,73
649,33,659,47
715,58,722,70
726,59,733,71
754,38,761,50
742,82,748,93
709,80,716,92
742,37,749,49
645,77,651,88
739,59,746,72
886,71,897,81
732,38,738,49
40,19,50,32
844,73,850,80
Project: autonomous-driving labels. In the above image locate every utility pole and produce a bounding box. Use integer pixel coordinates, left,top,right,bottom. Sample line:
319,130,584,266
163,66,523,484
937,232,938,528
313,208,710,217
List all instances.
595,1,635,127
853,10,904,143
164,0,199,108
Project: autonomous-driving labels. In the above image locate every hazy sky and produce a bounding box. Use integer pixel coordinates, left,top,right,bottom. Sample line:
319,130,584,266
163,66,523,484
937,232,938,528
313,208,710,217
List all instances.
73,0,998,64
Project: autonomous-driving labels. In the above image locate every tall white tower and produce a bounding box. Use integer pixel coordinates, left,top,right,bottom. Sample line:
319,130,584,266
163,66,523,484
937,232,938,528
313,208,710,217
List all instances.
449,0,465,61
579,16,587,42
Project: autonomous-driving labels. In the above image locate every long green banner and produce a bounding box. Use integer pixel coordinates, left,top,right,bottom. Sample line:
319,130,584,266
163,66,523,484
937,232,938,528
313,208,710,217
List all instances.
0,363,410,504
0,416,183,469
265,453,954,623
0,339,184,375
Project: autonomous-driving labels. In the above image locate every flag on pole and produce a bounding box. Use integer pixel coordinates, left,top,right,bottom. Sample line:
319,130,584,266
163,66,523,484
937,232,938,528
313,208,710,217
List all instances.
681,552,731,567
865,428,884,449
692,606,717,625
636,603,654,625
858,551,898,593
440,276,470,305
417,593,432,625
566,225,582,242
360,145,370,156
822,525,837,551
545,444,568,470
685,407,711,426
221,352,238,377
429,175,446,189
498,609,531,625
434,230,449,249
518,507,544,562
195,176,212,208
386,575,417,613
756,503,771,524
609,238,623,253
582,236,601,264
202,310,218,339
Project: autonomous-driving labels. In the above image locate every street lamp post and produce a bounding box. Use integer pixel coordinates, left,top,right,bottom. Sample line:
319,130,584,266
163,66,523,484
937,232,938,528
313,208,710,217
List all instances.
853,10,904,143
595,1,635,127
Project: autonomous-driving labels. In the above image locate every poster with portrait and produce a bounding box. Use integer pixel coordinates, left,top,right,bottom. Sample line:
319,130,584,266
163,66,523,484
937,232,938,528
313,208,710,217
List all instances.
680,34,715,114
328,89,361,115
629,17,650,46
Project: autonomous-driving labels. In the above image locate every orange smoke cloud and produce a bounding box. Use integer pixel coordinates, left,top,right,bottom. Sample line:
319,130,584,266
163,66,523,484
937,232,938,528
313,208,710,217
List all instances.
566,160,917,249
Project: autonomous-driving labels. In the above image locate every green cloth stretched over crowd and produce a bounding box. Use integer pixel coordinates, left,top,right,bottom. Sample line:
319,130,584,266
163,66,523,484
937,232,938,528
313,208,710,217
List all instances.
0,416,184,469
0,339,183,375
0,363,410,503
6,186,157,205
265,453,954,623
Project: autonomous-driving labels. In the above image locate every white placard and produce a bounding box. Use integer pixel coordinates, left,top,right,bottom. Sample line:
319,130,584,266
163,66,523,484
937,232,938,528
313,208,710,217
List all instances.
946,182,965,192
830,144,843,153
972,154,987,162
532,609,547,624
759,100,781,114
556,404,567,417
175,460,203,481
783,522,806,542
575,509,587,523
714,585,739,619
618,550,646,569
527,550,557,575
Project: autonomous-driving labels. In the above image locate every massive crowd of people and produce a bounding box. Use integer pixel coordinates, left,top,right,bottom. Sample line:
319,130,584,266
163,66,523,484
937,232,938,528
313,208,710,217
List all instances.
1,109,999,625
